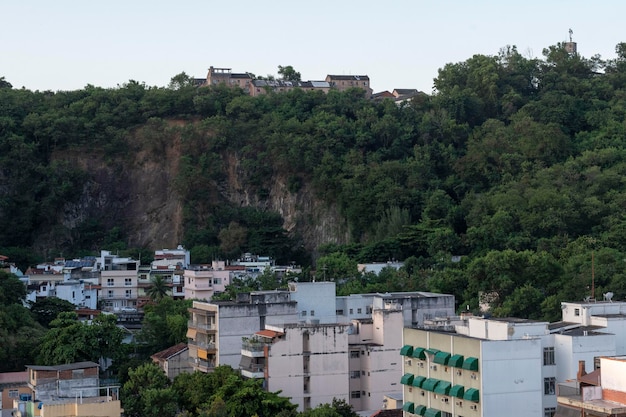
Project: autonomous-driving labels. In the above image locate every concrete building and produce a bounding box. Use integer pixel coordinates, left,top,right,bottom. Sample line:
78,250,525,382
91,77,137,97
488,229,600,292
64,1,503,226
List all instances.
187,292,299,370
557,356,626,416
183,261,237,301
205,66,252,91
0,372,30,417
336,291,456,327
325,75,373,98
235,283,455,413
13,361,121,417
151,343,191,380
96,251,140,312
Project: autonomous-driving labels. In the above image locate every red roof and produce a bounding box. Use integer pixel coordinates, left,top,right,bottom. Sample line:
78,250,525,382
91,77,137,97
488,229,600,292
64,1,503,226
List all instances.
0,255,9,261
255,329,283,339
151,343,188,361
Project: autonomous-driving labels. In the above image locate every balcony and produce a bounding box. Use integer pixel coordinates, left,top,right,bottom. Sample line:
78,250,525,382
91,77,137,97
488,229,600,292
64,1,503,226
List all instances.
188,320,216,332
193,357,216,372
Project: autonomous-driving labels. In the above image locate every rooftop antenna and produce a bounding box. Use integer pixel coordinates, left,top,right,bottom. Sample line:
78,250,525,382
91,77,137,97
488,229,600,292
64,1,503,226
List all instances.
569,28,573,42
591,250,595,301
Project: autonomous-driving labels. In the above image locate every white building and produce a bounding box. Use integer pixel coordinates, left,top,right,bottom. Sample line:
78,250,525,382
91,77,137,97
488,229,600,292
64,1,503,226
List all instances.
236,282,454,413
96,250,140,312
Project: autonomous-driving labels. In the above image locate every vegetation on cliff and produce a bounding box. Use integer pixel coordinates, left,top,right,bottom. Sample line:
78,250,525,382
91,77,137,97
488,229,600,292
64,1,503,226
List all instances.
2,42,626,319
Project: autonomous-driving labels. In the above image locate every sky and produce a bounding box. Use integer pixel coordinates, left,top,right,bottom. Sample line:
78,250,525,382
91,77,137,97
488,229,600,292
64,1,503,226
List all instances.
2,1,625,94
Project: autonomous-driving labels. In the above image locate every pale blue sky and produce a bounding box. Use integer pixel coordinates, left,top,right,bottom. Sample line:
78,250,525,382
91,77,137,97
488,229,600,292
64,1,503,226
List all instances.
2,1,624,94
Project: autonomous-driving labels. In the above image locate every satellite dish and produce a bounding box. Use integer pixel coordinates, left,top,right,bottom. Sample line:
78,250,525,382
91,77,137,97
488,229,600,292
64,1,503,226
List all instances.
583,296,591,303
604,292,614,302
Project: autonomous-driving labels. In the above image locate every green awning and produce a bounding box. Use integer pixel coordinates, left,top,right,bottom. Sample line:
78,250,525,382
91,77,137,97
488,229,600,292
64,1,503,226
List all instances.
433,351,451,365
424,408,441,417
462,356,479,371
464,388,480,402
412,347,426,360
402,402,414,413
433,380,451,395
401,373,414,385
400,345,414,356
448,354,464,367
425,348,440,355
422,377,439,391
449,384,465,398
414,405,427,416
412,375,426,388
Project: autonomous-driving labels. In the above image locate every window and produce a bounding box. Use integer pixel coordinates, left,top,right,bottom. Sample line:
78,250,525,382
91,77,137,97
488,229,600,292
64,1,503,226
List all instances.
310,310,315,316
350,351,360,358
125,289,132,298
544,377,556,395
350,371,360,379
349,308,353,314
357,308,362,314
350,391,361,399
366,306,372,314
125,278,132,286
543,347,555,365
107,290,114,298
8,389,19,398
107,278,114,286
544,408,556,417
336,309,344,315
213,278,221,285
574,308,580,316
442,412,452,417
302,311,307,316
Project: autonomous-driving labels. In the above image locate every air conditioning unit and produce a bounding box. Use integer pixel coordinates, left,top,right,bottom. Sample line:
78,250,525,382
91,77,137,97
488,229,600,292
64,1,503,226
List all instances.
405,359,412,366
442,398,449,403
456,370,462,376
418,362,425,368
421,391,425,396
455,400,462,406
430,364,437,371
470,404,477,410
470,373,477,380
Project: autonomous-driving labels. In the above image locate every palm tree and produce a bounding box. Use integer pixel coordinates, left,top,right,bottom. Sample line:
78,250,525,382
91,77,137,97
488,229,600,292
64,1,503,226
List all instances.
146,275,169,302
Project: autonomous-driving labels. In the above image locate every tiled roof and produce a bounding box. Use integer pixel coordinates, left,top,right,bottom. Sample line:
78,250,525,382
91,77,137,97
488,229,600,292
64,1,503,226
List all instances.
255,329,284,339
151,343,188,360
370,409,403,417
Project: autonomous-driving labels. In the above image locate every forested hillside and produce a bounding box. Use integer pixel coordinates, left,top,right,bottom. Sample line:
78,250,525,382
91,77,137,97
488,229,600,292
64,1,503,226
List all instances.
2,42,626,320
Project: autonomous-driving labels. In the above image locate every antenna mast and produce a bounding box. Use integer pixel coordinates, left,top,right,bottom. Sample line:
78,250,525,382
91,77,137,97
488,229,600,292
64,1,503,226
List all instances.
591,250,595,300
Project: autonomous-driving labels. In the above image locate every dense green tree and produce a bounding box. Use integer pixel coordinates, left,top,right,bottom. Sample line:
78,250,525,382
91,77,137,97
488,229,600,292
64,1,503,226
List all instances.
29,296,76,327
121,363,174,417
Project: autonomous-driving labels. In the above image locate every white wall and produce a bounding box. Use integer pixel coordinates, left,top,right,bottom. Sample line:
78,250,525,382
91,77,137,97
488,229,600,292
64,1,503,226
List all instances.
600,356,626,392
554,333,615,382
289,282,337,324
481,339,543,417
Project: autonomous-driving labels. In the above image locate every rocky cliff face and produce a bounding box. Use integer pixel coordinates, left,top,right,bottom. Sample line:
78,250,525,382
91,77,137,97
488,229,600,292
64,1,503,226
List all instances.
36,129,349,256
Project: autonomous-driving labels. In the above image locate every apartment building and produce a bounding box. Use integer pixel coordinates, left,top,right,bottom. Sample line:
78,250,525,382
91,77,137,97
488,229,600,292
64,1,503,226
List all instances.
237,283,455,413
96,250,140,312
0,371,30,417
183,261,238,301
205,66,252,91
325,75,373,98
187,292,299,370
401,300,626,417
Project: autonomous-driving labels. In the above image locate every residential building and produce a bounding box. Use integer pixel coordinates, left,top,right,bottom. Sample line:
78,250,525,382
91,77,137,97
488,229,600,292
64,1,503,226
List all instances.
336,291,455,327
238,283,453,413
187,292,299,370
15,361,121,417
151,343,191,380
96,251,140,312
556,356,626,416
325,75,373,98
0,372,30,417
402,319,545,417
183,261,238,301
205,66,252,91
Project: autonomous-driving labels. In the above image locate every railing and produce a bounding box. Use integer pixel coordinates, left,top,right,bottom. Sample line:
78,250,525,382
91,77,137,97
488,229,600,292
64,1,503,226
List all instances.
242,341,266,352
194,341,216,350
188,320,216,331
